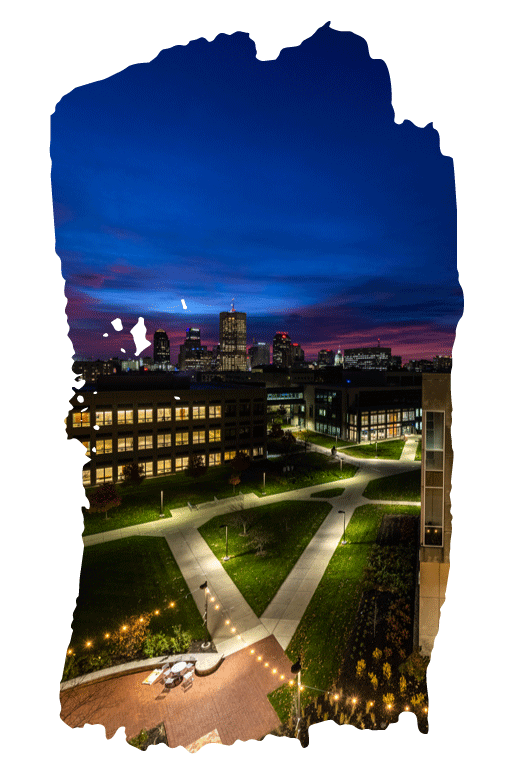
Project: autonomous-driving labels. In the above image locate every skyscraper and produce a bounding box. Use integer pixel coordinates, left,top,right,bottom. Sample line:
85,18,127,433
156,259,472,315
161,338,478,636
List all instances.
273,331,292,368
153,329,170,364
249,342,271,368
178,327,210,371
219,302,247,371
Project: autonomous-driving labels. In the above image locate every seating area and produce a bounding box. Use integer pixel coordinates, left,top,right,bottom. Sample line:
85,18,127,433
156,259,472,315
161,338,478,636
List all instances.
162,660,196,692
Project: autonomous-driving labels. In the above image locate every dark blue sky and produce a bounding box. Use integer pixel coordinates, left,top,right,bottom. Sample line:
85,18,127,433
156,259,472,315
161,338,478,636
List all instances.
51,22,461,362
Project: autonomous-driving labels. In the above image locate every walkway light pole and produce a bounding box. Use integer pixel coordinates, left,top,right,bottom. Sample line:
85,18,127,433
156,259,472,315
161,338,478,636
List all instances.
219,524,230,561
291,658,302,729
262,471,266,495
199,581,211,649
338,509,346,544
160,490,164,517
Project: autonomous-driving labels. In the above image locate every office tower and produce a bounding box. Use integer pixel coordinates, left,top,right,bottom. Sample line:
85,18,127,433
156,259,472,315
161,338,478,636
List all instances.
249,342,271,368
343,346,392,371
153,329,170,364
178,327,209,371
291,342,305,367
219,303,247,371
317,349,335,367
334,349,343,366
273,331,292,368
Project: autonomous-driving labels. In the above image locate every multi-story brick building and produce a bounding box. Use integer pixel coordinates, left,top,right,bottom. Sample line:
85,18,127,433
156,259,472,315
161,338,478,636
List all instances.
66,374,267,486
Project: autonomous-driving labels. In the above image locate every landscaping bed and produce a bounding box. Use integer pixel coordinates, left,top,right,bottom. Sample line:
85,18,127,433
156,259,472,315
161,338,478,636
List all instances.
63,536,206,681
198,500,332,616
128,722,168,750
268,504,421,723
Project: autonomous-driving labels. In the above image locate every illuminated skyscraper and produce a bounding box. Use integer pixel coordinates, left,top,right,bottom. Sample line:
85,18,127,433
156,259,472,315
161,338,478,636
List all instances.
153,329,170,364
219,302,247,371
273,331,292,368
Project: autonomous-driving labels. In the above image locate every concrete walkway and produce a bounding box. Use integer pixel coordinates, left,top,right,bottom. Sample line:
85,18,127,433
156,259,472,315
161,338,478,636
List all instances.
400,435,421,461
82,453,419,653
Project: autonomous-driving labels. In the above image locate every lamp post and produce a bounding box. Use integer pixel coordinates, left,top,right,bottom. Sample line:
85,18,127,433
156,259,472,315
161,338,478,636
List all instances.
338,509,346,544
199,581,210,649
219,524,229,561
262,471,266,496
160,490,164,517
291,658,302,728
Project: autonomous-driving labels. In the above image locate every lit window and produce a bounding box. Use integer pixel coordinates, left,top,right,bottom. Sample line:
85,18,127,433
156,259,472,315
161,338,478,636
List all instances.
193,430,206,444
72,412,90,428
96,438,113,455
137,407,153,423
209,405,222,419
175,406,189,421
118,436,133,452
96,466,113,484
192,406,206,420
117,409,133,425
96,410,113,427
209,452,221,466
142,461,153,477
157,458,172,475
138,435,153,450
175,431,189,446
157,406,172,422
253,446,264,456
208,429,221,442
157,433,172,448
175,456,189,472
81,440,91,456
224,450,236,461
82,468,91,486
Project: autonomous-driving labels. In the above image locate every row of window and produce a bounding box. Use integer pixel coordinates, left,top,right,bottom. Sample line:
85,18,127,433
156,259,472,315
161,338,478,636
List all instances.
82,428,224,454
423,410,445,547
83,446,265,485
72,404,223,428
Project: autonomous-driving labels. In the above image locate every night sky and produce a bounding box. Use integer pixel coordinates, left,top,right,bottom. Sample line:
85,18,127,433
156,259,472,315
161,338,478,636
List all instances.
51,23,461,363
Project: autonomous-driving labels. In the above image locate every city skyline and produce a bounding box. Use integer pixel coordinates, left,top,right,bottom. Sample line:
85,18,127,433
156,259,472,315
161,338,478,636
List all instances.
52,23,461,365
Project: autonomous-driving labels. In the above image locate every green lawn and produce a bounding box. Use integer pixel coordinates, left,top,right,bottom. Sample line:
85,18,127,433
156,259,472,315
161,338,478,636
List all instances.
70,536,205,651
363,469,421,501
415,440,422,461
198,500,332,616
341,440,405,460
82,454,357,536
268,503,420,722
310,488,346,499
302,433,354,450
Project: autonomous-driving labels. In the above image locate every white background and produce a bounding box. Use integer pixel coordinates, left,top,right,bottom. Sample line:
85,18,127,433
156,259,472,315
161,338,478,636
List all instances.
2,1,509,766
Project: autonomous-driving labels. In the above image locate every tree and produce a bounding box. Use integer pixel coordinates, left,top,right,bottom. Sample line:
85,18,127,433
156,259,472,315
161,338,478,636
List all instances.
281,430,297,453
187,453,207,478
121,461,145,486
268,422,284,439
297,428,314,451
250,530,273,556
230,510,256,536
89,481,121,519
228,475,241,494
230,450,251,474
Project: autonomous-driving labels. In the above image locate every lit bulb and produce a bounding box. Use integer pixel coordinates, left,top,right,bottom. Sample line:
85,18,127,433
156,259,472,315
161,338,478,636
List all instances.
215,604,220,610
169,602,175,608
104,633,110,639
334,694,339,701
67,649,73,655
257,656,262,662
272,669,277,674
122,625,128,631
225,620,230,625
250,649,255,655
352,698,357,704
154,610,160,616
86,641,92,647
289,680,294,686
231,628,236,633
264,662,269,667
280,675,285,680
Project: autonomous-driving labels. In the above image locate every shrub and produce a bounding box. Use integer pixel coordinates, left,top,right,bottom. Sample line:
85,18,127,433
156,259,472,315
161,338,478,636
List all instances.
356,659,366,677
168,625,192,654
128,729,148,750
143,632,172,658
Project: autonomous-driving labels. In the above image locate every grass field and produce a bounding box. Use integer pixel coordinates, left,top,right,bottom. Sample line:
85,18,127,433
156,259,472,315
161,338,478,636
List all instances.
82,453,357,536
415,440,422,461
267,503,421,722
69,536,205,650
198,499,332,616
363,469,421,501
341,440,405,460
301,433,354,450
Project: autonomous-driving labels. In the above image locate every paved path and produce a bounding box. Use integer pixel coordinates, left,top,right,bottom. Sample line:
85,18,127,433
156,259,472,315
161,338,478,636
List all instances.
400,435,421,461
82,452,419,654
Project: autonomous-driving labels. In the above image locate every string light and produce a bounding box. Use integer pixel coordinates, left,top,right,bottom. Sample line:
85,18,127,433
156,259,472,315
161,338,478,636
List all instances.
225,620,230,625
67,649,73,655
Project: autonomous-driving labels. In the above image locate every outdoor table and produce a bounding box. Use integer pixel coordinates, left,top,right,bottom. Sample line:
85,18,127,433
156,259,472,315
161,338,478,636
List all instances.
170,661,187,675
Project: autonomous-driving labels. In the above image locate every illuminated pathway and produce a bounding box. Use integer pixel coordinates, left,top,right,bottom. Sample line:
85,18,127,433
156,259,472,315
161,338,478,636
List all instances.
82,453,419,654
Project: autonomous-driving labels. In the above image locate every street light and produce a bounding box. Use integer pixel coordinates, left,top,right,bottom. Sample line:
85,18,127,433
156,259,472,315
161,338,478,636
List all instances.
291,657,302,728
219,524,230,561
199,581,211,649
338,509,346,544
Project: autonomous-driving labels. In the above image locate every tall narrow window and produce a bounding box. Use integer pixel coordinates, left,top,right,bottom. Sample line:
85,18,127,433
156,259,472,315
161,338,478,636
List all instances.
423,410,445,546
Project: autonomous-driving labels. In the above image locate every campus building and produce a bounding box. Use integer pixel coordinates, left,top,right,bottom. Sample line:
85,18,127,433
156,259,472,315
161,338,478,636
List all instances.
344,346,392,371
67,374,266,487
418,373,452,655
301,371,423,441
